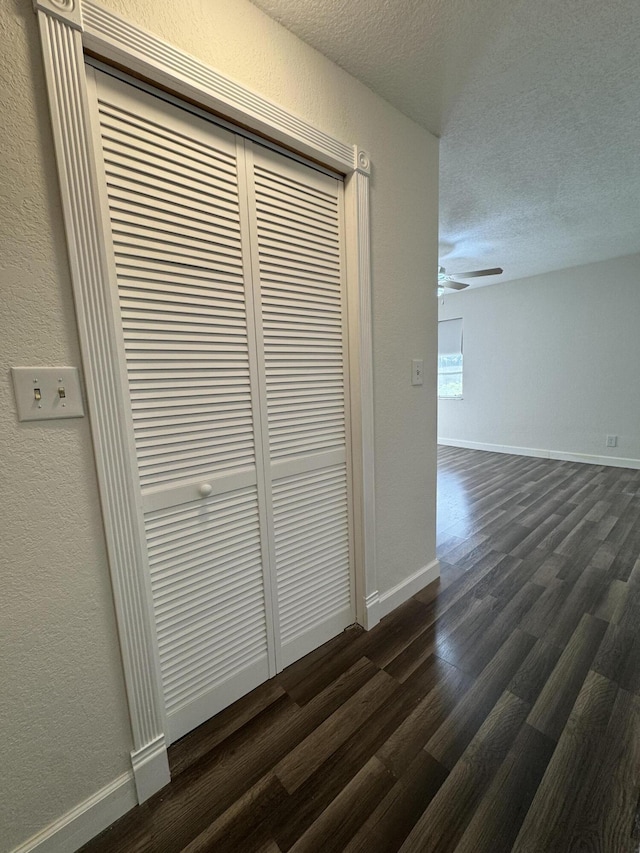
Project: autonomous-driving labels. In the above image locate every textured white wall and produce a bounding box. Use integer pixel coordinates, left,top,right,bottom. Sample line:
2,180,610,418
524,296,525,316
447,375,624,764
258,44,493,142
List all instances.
0,4,134,851
438,253,640,463
3,0,438,848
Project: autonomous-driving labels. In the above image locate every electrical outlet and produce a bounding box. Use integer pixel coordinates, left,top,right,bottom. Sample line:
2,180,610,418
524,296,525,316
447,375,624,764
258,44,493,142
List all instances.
606,434,618,448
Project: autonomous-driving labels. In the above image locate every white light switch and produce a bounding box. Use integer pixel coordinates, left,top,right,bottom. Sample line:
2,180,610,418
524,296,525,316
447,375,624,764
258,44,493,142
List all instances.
411,359,424,386
11,367,85,421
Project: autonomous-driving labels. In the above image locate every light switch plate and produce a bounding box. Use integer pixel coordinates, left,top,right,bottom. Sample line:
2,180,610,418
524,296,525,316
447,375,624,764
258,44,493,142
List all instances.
11,366,85,421
411,359,424,386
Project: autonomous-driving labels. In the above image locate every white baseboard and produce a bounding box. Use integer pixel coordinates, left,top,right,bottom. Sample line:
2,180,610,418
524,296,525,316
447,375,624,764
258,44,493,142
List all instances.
438,438,640,470
131,735,171,803
11,772,137,853
377,559,441,621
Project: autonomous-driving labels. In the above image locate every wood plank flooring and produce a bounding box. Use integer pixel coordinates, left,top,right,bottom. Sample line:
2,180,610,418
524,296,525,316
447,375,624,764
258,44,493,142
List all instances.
82,446,640,852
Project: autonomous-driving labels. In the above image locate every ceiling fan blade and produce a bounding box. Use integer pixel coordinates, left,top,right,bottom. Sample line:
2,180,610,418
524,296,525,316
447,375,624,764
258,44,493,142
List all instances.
453,267,503,279
445,281,468,291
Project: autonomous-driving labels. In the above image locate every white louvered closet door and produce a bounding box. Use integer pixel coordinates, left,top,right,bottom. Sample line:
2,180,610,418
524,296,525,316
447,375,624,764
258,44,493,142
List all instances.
90,68,275,744
246,144,354,669
89,66,355,742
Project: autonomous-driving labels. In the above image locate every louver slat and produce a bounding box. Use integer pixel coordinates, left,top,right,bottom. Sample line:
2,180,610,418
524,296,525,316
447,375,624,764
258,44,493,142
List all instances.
254,155,347,462
272,465,351,647
96,87,256,492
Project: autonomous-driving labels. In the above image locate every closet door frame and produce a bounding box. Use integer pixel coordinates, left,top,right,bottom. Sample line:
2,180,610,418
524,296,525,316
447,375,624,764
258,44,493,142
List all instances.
33,0,378,805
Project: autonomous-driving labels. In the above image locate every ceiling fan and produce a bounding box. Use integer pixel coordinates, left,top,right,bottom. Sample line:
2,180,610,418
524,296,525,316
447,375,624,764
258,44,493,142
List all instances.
438,265,504,291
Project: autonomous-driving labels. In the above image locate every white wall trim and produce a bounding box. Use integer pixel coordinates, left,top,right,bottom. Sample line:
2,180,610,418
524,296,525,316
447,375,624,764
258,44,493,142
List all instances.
345,148,377,630
33,0,378,815
34,2,170,803
364,590,380,629
130,735,170,804
10,772,137,853
438,437,640,470
377,559,441,621
81,0,354,174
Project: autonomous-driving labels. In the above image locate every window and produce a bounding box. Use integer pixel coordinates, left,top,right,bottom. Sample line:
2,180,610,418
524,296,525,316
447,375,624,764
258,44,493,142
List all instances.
438,318,463,398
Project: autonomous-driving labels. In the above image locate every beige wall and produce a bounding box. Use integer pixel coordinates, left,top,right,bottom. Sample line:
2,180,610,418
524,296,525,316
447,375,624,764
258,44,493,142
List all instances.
1,0,439,848
438,253,640,464
1,4,135,851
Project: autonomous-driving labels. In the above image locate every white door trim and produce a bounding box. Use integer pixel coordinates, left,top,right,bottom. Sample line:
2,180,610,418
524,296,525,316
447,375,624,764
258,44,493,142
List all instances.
33,0,378,804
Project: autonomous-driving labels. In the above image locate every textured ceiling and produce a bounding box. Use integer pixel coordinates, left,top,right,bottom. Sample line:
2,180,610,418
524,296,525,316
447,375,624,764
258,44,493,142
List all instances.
251,0,640,285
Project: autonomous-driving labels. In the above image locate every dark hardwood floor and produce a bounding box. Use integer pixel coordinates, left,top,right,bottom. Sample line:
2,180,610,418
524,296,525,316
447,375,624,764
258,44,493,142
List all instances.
82,446,640,852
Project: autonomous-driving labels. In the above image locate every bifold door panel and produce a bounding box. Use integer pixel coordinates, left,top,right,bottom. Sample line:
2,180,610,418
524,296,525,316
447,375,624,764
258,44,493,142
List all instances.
89,65,353,742
247,146,353,667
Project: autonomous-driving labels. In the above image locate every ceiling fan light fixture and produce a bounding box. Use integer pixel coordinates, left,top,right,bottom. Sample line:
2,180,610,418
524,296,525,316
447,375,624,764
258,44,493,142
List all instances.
437,264,504,289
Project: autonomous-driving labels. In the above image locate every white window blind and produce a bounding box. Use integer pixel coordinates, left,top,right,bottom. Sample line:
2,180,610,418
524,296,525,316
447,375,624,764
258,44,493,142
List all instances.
438,318,463,398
